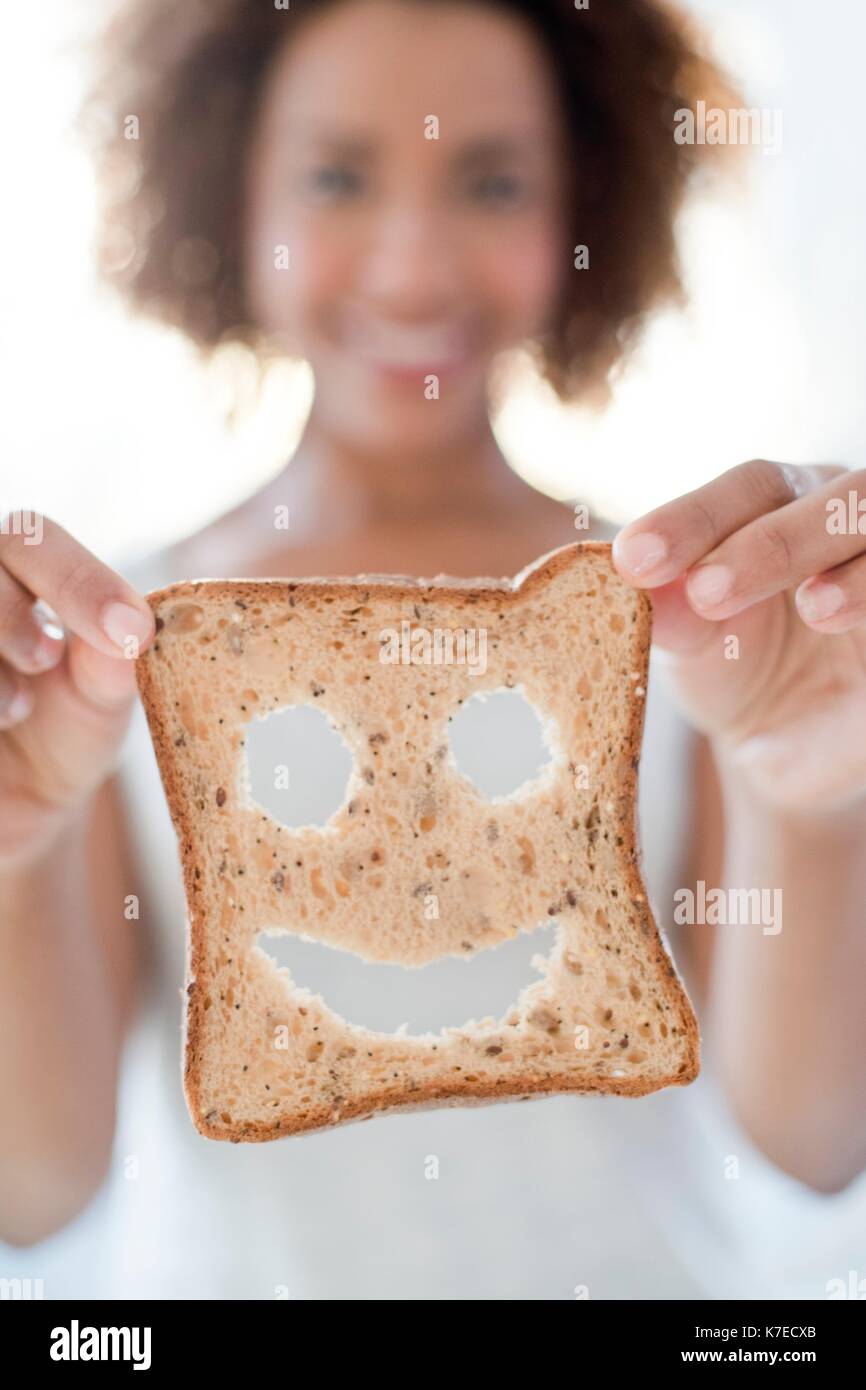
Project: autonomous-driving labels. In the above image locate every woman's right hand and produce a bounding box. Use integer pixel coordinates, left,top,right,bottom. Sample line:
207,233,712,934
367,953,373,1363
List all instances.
0,511,155,866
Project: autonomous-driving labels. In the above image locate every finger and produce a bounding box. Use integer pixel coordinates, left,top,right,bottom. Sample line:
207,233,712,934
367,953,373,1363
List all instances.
0,562,66,674
795,551,866,633
612,460,847,588
647,576,719,656
0,658,33,729
9,636,140,812
0,511,155,659
683,468,866,621
66,631,140,708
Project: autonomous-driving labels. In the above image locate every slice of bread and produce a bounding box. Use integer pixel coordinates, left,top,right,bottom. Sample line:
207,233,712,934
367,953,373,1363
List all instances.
136,541,699,1142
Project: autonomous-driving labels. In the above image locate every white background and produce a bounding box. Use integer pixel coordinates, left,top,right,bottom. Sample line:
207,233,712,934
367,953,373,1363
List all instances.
0,0,863,565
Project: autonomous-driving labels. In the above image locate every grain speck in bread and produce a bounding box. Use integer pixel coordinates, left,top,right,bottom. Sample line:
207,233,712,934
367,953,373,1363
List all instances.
135,542,699,1141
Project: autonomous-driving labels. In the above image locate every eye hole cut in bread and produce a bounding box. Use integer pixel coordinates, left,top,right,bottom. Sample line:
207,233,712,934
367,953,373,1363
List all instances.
136,542,699,1142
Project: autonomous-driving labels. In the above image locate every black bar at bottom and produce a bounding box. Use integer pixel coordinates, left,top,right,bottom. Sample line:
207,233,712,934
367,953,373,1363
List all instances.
1,1296,859,1373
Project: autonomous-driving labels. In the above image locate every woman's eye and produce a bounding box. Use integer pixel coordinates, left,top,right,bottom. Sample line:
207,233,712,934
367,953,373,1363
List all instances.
305,166,364,199
466,172,527,207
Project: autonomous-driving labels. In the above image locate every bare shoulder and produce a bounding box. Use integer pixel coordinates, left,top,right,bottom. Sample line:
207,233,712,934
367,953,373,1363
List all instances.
164,499,265,580
161,483,621,583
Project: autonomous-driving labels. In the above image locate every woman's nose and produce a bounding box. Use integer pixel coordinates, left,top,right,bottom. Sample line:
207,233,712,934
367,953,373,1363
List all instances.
357,205,463,312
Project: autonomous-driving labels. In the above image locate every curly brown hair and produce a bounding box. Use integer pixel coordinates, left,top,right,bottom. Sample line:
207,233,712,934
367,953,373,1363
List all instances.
83,0,739,404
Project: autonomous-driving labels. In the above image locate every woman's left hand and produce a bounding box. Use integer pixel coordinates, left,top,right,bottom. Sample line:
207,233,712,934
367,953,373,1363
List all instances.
612,459,866,815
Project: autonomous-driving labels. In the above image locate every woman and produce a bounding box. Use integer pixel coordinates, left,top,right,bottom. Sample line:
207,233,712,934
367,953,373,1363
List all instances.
1,0,864,1298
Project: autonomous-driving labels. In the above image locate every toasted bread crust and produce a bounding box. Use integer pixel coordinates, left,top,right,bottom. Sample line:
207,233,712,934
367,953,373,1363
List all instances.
136,542,699,1142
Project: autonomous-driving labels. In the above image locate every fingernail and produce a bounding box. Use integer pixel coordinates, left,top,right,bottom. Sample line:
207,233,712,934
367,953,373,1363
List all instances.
6,687,33,724
687,564,734,608
614,531,669,576
797,582,845,622
101,602,153,653
28,631,65,670
33,600,64,641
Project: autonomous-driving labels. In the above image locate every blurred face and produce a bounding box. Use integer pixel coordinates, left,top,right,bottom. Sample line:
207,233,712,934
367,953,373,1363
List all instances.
243,0,568,454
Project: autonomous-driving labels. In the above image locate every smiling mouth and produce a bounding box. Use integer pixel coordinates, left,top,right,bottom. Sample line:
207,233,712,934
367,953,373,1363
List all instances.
257,919,557,1036
343,317,473,373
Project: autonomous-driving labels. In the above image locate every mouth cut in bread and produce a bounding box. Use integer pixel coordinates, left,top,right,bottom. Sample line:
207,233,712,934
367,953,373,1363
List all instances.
136,542,699,1142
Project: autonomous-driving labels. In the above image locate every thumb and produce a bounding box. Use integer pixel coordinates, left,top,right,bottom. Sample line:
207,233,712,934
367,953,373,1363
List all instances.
67,632,141,709
648,575,718,657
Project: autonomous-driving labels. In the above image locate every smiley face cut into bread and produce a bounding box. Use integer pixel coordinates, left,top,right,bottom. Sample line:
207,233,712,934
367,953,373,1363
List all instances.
136,542,699,1142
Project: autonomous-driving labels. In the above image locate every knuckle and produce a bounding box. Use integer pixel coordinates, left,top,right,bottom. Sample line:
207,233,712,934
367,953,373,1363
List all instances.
55,556,101,610
754,516,794,577
684,494,719,549
738,459,797,508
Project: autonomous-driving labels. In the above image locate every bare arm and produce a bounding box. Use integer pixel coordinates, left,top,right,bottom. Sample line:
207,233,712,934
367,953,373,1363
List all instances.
0,511,155,1245
0,774,144,1246
611,459,866,1194
706,749,866,1194
677,732,866,1194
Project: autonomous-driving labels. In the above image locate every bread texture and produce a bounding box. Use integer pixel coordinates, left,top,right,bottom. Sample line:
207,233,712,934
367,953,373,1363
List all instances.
135,542,699,1142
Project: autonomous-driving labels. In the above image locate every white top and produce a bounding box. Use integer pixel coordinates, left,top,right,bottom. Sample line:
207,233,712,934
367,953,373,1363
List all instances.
4,545,865,1301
